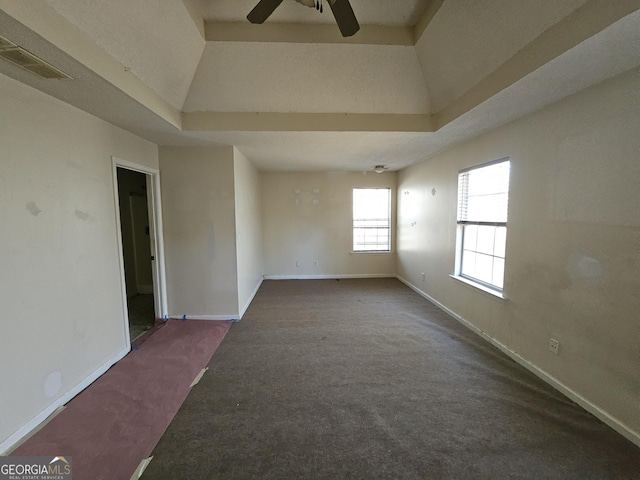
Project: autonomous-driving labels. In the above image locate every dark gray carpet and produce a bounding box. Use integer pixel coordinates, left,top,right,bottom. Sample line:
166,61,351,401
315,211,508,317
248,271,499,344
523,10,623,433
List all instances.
142,278,640,479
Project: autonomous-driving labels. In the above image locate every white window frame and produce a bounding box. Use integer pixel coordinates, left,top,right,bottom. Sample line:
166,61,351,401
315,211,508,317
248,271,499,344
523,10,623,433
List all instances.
352,188,392,253
453,158,510,298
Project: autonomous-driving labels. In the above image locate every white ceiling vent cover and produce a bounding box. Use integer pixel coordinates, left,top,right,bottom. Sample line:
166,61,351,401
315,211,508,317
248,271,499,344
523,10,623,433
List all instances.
0,36,72,79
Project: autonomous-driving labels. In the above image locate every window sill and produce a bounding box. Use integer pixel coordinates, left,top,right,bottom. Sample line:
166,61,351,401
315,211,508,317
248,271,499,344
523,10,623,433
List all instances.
350,251,393,255
449,275,507,303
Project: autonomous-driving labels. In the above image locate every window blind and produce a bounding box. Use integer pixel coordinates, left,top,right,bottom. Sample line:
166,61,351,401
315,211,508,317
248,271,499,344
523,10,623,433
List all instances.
457,160,510,224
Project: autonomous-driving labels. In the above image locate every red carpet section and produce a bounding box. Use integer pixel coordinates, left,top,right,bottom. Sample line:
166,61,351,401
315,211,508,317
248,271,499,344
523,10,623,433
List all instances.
14,319,231,479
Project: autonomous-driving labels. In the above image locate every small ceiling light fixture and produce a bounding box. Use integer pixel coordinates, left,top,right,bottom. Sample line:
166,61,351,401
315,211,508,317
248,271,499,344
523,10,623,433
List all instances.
374,165,388,174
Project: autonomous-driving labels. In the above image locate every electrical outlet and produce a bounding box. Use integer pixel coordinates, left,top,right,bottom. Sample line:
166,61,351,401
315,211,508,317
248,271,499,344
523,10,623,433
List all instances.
313,260,319,267
548,338,560,355
421,272,425,281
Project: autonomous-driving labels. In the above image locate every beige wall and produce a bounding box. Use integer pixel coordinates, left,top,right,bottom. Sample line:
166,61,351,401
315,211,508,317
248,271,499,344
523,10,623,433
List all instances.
233,148,264,316
262,171,397,278
159,146,239,318
396,68,640,442
0,74,158,451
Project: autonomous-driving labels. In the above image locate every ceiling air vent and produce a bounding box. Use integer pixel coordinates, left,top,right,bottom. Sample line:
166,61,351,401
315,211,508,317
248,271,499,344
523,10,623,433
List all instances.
0,36,15,48
0,35,72,79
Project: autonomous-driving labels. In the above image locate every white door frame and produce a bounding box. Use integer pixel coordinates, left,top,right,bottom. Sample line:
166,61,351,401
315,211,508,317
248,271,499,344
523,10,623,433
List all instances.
112,156,168,345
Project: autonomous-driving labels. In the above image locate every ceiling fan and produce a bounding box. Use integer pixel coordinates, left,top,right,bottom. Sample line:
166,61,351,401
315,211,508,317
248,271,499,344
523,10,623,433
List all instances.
247,0,360,37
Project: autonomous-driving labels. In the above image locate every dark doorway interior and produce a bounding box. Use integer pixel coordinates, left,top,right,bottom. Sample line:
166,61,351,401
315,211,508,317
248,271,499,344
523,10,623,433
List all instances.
116,167,156,342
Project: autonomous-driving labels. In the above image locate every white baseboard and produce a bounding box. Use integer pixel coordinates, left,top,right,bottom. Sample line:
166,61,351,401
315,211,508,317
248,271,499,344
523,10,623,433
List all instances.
167,278,264,323
0,344,130,455
395,274,640,448
166,315,238,321
263,274,396,280
239,277,263,320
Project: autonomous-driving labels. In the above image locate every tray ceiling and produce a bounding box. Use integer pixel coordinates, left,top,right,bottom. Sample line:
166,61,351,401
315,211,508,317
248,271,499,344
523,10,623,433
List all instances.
1,0,639,171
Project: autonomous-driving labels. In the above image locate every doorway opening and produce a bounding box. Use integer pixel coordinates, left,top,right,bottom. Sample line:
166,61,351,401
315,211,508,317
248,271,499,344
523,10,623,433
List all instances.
113,159,167,345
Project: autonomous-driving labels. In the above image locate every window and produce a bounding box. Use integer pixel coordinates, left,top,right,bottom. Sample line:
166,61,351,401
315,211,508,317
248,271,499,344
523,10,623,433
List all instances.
456,159,510,291
353,188,391,252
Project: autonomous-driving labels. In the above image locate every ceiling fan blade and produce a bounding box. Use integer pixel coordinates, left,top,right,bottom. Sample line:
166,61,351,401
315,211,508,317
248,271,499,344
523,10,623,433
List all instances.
327,0,360,37
247,0,285,24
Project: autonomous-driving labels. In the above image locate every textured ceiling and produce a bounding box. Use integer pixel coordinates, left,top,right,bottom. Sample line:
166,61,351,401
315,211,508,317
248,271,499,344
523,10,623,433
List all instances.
184,42,430,114
181,131,437,171
43,0,205,110
416,0,590,113
1,0,639,172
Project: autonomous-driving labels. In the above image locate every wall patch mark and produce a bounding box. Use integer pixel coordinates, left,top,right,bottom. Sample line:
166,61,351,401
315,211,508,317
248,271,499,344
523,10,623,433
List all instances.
74,209,90,221
26,201,42,216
